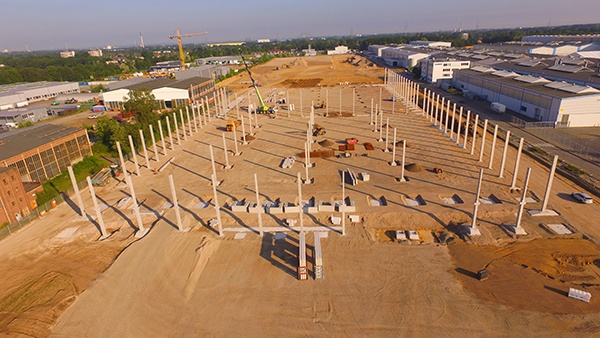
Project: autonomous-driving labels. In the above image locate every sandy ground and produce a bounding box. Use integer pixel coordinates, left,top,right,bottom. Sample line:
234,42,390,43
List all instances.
1,55,600,337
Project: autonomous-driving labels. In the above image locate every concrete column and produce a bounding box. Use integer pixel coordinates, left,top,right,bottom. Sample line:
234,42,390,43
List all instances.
378,111,384,141
126,175,147,237
478,119,488,162
241,116,248,144
149,124,159,162
192,106,198,132
158,120,168,157
304,143,311,183
470,115,479,155
179,110,187,140
173,113,182,145
86,176,108,239
390,128,397,166
166,115,175,151
391,86,396,114
186,107,193,135
434,94,440,126
384,118,390,152
139,129,150,170
370,98,374,125
352,87,356,116
232,127,241,156
342,174,346,236
468,167,484,236
222,133,231,169
116,141,128,180
235,92,240,119
488,125,499,169
254,173,263,237
202,101,208,126
168,174,183,232
206,96,212,122
443,99,450,134
210,173,223,237
399,140,406,182
499,130,511,178
378,87,382,113
456,107,463,145
531,155,559,216
325,89,329,116
297,172,304,233
463,110,471,149
247,109,253,135
510,138,525,191
209,145,217,181
512,167,532,235
67,166,86,219
128,135,141,176
450,103,456,140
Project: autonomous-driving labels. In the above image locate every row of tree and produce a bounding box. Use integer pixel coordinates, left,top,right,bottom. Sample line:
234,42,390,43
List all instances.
1,23,598,85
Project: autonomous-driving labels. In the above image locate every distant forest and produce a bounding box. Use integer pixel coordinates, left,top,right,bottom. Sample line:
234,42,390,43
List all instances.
1,23,599,85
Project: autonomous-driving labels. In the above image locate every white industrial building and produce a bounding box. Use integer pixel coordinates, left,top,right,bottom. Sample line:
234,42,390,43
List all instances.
327,46,350,55
195,56,241,65
0,107,51,126
101,77,215,110
453,67,600,127
0,82,79,110
409,41,452,48
420,58,471,83
367,45,389,57
381,47,430,68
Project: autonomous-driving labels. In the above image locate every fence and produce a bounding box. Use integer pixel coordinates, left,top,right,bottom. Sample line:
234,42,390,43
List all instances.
0,174,91,242
529,128,600,161
510,116,569,129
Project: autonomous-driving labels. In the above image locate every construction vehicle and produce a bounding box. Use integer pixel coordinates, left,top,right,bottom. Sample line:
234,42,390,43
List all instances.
312,124,326,136
168,29,208,70
226,119,241,131
240,52,275,115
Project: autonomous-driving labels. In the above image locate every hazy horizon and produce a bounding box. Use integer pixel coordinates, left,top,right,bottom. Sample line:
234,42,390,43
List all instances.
1,0,599,52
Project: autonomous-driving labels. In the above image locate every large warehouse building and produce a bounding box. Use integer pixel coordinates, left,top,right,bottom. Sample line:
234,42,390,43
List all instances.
453,67,600,127
101,76,215,110
0,124,92,183
0,81,79,110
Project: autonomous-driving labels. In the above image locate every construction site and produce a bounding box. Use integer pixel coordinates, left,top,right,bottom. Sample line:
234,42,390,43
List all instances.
1,54,600,337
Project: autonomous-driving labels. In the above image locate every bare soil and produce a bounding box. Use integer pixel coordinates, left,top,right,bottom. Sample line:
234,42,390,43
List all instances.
0,55,599,337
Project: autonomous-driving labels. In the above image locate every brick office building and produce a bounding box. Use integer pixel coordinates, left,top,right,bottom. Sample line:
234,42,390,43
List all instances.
0,166,41,224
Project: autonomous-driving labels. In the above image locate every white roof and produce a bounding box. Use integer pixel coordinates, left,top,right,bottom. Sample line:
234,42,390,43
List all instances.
544,81,600,94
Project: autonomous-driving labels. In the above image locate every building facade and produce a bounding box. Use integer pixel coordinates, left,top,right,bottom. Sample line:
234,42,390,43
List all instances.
381,47,430,68
420,58,471,83
0,167,40,224
0,82,80,110
0,124,92,182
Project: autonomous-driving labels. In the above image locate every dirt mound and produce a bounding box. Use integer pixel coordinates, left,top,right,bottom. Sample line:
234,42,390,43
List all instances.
318,139,334,147
282,79,322,88
244,135,256,141
395,140,410,147
405,163,423,172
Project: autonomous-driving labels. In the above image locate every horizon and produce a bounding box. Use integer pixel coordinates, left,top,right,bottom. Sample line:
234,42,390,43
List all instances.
1,0,599,52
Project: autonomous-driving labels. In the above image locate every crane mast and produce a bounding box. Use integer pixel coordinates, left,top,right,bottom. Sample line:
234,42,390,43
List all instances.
240,52,270,114
168,29,208,70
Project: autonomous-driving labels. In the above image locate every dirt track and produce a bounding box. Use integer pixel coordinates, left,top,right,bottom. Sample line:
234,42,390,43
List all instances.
1,55,600,337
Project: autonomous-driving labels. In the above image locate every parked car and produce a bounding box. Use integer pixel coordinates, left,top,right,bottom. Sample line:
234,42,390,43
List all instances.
571,192,593,204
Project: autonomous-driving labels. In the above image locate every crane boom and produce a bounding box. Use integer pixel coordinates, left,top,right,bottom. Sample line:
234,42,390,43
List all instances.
168,29,208,70
240,52,270,114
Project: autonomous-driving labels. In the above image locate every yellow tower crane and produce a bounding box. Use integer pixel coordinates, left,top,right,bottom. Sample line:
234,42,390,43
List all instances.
168,29,208,70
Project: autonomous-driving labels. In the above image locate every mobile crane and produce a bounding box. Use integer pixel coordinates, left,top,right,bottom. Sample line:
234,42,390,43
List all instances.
240,52,274,115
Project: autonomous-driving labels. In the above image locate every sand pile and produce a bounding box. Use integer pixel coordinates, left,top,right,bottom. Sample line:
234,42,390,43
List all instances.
319,139,334,147
244,135,256,141
405,163,423,172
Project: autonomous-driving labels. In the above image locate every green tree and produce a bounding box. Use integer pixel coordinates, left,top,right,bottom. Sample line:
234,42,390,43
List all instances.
91,84,105,92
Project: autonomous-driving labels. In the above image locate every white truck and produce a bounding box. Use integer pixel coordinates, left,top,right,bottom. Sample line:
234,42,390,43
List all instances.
491,102,506,113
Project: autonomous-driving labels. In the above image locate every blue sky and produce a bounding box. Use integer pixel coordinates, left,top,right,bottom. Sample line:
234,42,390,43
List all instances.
1,0,599,51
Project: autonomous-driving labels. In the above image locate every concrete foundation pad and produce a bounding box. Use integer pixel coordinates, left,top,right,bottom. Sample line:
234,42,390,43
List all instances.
194,202,210,209
134,227,150,238
316,231,328,238
234,233,247,240
389,161,397,166
547,223,574,235
408,230,419,241
222,226,343,233
179,227,192,233
72,214,96,222
303,178,314,184
161,201,174,209
507,224,527,235
349,215,360,223
232,152,243,156
467,226,481,236
98,232,114,241
330,215,342,225
223,165,234,170
528,209,559,217
274,232,287,240
55,226,79,239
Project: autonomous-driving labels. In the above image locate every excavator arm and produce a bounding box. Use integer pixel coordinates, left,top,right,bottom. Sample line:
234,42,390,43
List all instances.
240,52,270,114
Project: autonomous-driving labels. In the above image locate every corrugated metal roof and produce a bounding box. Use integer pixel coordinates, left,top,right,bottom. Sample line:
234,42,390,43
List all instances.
0,124,83,161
